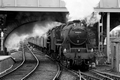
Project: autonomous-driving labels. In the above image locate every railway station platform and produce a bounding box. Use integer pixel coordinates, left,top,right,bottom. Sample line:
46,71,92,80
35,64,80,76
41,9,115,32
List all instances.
0,56,14,74
10,51,23,62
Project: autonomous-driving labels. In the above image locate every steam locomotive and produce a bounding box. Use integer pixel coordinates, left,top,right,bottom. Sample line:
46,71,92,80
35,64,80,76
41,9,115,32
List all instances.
28,20,97,71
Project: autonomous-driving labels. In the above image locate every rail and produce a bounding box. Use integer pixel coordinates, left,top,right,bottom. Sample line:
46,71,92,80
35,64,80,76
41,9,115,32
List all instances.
0,43,26,79
93,69,120,80
21,43,40,80
0,43,40,80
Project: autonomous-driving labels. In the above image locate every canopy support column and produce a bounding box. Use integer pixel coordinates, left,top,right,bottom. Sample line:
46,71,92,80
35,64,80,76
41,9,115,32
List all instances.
107,12,110,63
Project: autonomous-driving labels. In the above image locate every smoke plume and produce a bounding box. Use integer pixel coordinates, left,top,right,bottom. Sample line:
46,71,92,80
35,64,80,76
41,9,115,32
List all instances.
5,20,61,51
62,0,100,21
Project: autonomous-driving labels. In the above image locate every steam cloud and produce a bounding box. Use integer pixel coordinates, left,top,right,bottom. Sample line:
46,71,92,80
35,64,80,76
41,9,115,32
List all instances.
62,0,100,21
5,20,61,52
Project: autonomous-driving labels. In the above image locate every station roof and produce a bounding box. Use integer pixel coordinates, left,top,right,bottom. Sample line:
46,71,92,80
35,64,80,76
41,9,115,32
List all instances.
0,7,68,12
0,7,120,13
94,8,120,13
0,0,120,12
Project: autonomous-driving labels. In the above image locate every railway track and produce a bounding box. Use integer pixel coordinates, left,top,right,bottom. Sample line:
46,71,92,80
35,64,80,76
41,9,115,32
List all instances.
66,69,86,80
30,45,91,80
71,69,115,80
87,70,113,80
24,44,62,80
41,54,62,80
51,57,85,80
61,66,114,80
0,43,40,80
92,69,120,80
31,46,79,80
46,55,83,80
27,44,119,80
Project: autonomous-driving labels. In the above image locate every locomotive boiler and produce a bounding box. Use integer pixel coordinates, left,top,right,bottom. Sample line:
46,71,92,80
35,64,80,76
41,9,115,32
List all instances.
48,20,96,71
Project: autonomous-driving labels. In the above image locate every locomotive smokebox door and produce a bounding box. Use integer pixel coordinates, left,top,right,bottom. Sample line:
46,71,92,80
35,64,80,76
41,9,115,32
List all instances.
68,22,87,45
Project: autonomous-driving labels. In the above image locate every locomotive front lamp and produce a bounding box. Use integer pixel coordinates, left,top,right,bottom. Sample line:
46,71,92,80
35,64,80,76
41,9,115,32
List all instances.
63,48,67,53
91,48,93,52
78,49,80,51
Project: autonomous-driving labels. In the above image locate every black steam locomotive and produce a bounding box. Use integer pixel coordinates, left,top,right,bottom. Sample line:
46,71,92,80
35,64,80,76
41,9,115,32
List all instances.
28,20,97,71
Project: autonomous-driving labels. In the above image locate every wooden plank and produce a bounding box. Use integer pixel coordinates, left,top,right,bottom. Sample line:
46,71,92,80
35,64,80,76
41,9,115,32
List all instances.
60,0,65,7
0,0,2,6
17,0,38,7
100,0,117,8
39,0,59,7
17,0,27,6
2,0,15,6
26,0,38,7
118,0,120,7
50,0,59,7
39,0,51,7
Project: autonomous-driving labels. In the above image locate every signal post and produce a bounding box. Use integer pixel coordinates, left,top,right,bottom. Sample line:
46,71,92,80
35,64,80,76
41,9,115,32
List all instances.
0,14,7,55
